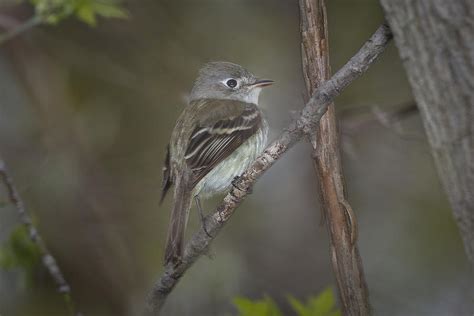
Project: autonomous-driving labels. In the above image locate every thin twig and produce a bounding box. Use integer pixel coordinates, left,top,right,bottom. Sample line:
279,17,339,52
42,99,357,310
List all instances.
0,15,42,45
339,101,417,131
0,13,21,30
299,0,371,314
145,22,392,315
339,102,421,160
0,159,81,316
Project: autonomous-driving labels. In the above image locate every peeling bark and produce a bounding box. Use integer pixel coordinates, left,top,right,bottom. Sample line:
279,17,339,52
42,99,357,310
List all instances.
299,1,371,315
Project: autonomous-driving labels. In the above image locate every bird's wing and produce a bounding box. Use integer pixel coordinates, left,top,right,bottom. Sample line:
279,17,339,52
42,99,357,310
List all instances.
185,102,262,188
160,144,172,204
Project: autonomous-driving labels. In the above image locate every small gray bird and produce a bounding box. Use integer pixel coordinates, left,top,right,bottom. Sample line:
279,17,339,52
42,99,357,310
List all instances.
161,61,273,265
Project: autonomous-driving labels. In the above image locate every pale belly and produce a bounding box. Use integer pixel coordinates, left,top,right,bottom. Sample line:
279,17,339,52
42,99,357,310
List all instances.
193,122,268,198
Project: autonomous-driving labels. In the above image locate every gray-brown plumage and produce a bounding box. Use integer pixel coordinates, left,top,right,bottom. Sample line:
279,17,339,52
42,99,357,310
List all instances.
161,62,272,265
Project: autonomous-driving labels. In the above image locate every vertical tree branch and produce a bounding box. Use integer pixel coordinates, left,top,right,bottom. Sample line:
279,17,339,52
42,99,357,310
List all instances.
299,1,372,315
0,159,81,316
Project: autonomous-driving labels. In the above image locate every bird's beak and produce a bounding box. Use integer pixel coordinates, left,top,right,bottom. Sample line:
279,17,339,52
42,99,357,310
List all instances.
251,79,274,88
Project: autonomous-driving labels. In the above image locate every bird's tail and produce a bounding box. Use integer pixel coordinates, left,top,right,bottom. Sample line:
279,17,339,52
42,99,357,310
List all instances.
164,174,193,265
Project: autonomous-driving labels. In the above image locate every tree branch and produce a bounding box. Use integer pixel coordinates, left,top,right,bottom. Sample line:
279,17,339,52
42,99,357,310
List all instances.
299,0,371,314
0,159,81,316
145,22,392,315
0,15,42,45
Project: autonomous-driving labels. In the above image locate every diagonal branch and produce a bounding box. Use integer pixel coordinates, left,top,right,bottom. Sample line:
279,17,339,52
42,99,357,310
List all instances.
0,159,81,316
0,15,42,45
299,0,371,314
145,22,392,314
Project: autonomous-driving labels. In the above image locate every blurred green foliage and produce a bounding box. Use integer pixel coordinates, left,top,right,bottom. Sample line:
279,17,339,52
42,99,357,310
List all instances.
233,296,283,316
29,0,128,26
233,288,340,316
288,288,341,316
0,225,41,287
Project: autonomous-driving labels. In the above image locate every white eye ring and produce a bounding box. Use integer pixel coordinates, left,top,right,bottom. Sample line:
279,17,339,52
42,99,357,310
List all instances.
222,78,239,89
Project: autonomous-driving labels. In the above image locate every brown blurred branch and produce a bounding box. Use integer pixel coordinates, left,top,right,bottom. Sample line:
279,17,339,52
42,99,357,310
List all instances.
299,0,371,315
0,159,81,316
145,22,392,315
339,101,418,132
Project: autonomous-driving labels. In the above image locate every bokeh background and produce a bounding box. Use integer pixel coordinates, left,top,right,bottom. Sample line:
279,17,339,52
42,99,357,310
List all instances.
0,0,472,315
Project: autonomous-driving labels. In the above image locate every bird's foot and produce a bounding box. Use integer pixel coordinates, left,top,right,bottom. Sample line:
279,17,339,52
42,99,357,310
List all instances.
232,176,253,194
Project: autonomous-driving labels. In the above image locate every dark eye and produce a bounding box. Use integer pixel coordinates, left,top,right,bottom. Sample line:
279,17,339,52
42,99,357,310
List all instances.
226,79,238,88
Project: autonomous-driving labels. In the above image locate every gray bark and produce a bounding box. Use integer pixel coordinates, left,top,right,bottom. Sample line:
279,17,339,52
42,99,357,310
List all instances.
380,1,474,264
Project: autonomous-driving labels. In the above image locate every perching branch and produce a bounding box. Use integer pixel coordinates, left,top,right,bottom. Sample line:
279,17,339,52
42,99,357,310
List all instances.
299,0,370,314
0,159,81,316
145,22,392,314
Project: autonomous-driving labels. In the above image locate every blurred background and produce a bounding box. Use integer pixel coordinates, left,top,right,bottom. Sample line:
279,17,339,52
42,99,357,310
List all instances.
0,0,472,315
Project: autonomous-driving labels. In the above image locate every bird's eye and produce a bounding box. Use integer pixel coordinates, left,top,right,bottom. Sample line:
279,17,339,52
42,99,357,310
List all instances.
226,79,238,88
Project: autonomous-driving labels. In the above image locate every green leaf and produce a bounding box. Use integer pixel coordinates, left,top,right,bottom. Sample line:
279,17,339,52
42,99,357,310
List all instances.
0,225,42,287
31,0,76,24
91,2,128,19
76,3,97,26
307,287,335,315
287,287,340,316
232,288,341,316
288,296,310,316
29,0,128,26
233,295,283,316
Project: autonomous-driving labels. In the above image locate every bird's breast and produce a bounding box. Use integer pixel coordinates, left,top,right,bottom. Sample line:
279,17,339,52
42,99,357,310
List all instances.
193,119,268,198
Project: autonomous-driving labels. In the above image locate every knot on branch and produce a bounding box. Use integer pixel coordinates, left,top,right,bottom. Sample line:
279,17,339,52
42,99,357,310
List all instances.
216,204,232,223
231,175,252,197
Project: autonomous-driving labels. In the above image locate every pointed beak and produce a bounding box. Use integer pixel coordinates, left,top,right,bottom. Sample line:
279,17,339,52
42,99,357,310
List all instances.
251,79,274,88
